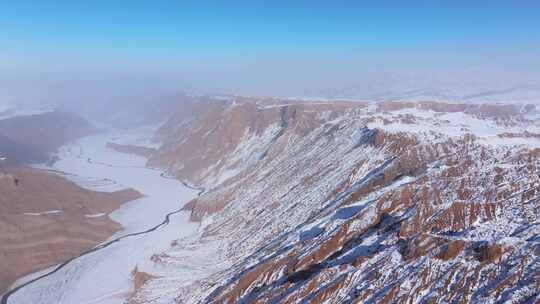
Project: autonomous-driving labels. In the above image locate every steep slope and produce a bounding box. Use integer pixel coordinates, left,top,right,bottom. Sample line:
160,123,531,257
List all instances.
148,97,361,189
133,98,539,304
0,167,142,296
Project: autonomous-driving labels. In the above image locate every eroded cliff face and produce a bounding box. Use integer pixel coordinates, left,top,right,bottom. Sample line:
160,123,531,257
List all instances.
148,98,362,189
0,167,142,295
133,98,540,304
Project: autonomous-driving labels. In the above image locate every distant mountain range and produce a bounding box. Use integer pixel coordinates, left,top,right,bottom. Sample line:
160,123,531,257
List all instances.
0,111,96,165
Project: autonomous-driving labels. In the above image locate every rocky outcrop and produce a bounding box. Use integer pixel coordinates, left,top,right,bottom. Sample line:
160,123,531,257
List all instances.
129,98,540,304
106,142,156,158
0,167,142,295
129,266,158,302
149,98,362,188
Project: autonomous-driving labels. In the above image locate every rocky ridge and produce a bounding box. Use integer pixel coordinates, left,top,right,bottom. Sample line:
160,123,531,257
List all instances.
132,97,539,303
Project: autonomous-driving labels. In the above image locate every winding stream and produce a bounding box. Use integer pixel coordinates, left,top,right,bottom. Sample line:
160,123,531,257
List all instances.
3,129,201,304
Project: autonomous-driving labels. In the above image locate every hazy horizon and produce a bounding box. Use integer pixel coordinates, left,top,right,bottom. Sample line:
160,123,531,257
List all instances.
1,1,540,106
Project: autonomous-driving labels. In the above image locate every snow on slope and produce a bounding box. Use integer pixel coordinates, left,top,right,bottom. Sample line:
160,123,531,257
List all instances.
8,98,538,304
366,106,540,147
130,98,539,304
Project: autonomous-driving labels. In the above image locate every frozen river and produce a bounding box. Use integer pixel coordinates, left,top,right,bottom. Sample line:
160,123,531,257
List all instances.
6,129,198,304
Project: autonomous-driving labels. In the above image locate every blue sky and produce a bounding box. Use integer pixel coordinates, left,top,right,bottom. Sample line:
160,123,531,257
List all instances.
2,1,539,58
1,1,540,99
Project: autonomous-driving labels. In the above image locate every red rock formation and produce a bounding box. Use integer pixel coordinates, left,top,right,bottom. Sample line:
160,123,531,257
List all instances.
128,98,539,304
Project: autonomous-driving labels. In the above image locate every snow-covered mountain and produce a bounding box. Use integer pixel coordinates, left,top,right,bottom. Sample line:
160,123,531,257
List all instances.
124,97,540,303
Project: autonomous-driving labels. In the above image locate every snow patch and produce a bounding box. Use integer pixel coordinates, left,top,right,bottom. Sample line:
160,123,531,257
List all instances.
23,210,62,216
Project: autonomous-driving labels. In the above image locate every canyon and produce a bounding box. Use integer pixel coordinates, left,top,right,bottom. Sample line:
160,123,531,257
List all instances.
137,97,539,303
0,111,141,296
1,97,539,303
3,127,199,304
3,2,539,303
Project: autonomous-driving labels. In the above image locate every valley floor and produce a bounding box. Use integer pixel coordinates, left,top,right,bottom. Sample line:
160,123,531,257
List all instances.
5,129,199,304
